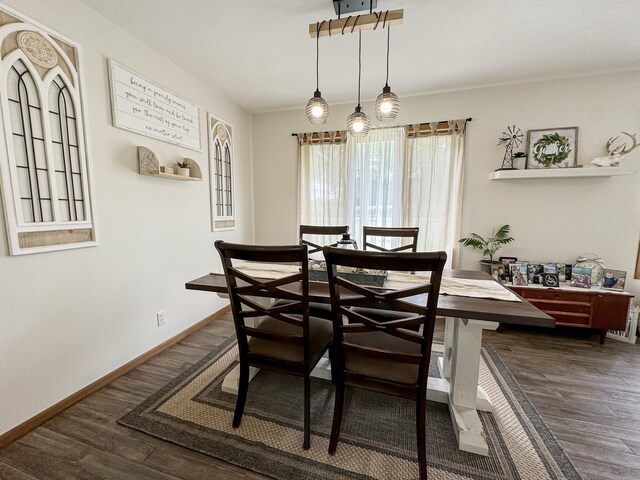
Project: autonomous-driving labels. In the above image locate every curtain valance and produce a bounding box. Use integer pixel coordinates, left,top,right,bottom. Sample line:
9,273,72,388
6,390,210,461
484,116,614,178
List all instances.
296,130,348,145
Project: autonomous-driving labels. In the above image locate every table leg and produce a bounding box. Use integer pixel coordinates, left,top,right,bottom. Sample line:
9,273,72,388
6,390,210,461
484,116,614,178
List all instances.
430,318,494,412
447,318,498,456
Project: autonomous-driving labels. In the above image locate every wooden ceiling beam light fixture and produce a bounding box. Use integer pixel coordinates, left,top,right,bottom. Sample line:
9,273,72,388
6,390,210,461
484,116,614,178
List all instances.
309,9,403,38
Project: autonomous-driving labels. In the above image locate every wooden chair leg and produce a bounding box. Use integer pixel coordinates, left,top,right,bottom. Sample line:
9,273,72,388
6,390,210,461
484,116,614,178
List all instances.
303,375,311,450
328,381,345,455
416,391,427,479
233,362,250,428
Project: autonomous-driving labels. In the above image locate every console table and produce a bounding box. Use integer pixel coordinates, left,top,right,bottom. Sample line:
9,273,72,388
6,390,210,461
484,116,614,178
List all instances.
508,284,633,343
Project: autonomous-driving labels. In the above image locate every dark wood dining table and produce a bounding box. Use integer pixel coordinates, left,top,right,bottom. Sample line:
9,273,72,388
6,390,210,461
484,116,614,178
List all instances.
186,268,553,456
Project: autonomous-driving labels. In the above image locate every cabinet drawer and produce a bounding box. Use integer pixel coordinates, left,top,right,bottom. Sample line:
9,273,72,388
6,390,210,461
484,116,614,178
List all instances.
545,311,591,327
520,288,593,304
527,298,591,315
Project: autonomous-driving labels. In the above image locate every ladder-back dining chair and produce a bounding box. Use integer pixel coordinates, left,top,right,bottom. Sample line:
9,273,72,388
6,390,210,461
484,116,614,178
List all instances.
300,224,350,255
323,246,446,479
362,226,420,252
215,241,333,450
296,224,350,320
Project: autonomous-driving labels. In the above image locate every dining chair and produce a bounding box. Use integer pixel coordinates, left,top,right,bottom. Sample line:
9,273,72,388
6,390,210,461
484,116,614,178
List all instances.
322,246,446,479
296,224,350,320
215,240,333,449
300,224,350,255
362,226,420,252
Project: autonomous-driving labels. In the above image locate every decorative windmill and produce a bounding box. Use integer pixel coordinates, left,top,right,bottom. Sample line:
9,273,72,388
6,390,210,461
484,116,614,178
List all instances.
497,125,524,170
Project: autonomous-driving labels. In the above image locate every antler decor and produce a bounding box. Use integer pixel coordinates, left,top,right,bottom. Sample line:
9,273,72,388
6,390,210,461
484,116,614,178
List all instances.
591,131,639,167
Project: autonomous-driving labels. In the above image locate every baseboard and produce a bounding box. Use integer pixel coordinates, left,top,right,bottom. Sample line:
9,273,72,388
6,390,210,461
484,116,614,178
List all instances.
0,305,231,448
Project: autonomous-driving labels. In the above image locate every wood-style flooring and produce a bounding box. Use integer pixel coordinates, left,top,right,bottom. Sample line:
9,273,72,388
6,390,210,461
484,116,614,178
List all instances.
1,314,639,480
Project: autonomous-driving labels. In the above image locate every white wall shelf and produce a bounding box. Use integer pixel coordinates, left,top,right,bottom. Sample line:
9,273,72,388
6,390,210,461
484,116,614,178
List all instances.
137,146,202,181
490,166,637,180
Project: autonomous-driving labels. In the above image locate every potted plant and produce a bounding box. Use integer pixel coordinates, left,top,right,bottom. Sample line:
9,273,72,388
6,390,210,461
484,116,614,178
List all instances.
175,160,190,177
459,225,514,274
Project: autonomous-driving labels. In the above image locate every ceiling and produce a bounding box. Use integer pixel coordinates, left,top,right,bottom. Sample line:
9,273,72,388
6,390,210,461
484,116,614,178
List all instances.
81,0,640,113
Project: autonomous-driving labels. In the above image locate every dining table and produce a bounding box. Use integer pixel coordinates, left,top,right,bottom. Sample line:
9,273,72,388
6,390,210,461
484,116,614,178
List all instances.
186,268,553,456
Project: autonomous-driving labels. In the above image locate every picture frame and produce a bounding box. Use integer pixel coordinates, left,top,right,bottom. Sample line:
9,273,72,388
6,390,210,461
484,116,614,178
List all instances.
542,263,558,274
557,263,566,282
492,264,508,284
602,269,627,291
527,264,543,284
526,127,579,169
511,263,529,286
499,256,518,281
570,266,592,289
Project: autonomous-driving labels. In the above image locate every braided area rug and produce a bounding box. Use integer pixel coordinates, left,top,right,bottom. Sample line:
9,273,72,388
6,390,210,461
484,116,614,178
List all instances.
119,338,582,480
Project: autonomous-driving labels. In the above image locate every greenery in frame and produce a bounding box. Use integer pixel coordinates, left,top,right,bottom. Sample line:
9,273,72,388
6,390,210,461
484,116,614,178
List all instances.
532,133,571,167
459,225,514,263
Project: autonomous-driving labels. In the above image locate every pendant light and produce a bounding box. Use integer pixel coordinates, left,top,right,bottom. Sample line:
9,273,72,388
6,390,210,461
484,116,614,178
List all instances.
346,32,370,137
306,22,329,124
374,26,399,121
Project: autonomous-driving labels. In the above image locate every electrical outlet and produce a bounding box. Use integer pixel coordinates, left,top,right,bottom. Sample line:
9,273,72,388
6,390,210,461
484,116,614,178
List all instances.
156,310,166,327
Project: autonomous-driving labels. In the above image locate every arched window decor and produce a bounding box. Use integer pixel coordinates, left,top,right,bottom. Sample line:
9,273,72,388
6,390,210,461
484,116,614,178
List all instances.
208,113,235,231
0,8,96,255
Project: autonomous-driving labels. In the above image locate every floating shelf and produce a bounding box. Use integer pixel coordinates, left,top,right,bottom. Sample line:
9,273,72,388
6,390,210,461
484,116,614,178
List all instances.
490,166,637,180
137,146,203,181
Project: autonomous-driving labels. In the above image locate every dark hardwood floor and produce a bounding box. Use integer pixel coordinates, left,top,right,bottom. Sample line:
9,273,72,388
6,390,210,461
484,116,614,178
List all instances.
1,313,639,480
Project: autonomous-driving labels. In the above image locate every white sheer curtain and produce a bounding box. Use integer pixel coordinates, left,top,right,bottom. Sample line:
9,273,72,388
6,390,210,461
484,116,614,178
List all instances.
347,127,405,249
298,133,349,245
403,122,465,267
297,121,466,266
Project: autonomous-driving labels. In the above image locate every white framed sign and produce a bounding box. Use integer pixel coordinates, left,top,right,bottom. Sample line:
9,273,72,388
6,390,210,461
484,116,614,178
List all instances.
108,59,201,151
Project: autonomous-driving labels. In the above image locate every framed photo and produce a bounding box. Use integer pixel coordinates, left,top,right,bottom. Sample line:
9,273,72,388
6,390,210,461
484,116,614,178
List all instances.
511,263,529,286
602,269,626,291
557,263,566,282
541,273,559,288
526,127,579,169
528,264,543,284
500,257,518,281
570,266,592,289
492,264,508,284
542,263,558,274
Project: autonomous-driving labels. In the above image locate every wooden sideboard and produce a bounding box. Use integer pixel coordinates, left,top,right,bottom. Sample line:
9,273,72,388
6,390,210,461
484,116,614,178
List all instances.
508,285,633,344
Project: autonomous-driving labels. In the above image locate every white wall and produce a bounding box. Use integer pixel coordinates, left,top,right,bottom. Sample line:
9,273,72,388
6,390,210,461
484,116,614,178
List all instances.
252,72,640,298
0,0,253,435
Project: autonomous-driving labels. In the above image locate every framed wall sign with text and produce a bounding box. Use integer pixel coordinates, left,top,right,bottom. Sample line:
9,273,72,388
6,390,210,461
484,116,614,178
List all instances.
526,127,579,169
108,59,201,151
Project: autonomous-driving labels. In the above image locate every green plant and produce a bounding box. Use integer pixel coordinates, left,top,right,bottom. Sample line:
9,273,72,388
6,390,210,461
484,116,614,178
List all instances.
459,225,514,263
176,160,189,169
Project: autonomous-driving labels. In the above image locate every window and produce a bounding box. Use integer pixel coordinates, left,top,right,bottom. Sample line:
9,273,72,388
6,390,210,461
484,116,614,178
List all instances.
298,121,466,266
0,15,96,255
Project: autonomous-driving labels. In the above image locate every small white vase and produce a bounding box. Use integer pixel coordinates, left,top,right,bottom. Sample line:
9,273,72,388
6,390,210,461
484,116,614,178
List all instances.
176,167,190,177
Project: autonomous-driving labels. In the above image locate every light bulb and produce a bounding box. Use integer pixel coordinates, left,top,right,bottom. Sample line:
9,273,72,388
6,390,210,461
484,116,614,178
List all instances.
352,121,364,132
379,101,393,114
311,105,324,118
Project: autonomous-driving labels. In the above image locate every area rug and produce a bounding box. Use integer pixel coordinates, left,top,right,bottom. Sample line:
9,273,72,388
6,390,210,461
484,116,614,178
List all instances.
119,338,582,480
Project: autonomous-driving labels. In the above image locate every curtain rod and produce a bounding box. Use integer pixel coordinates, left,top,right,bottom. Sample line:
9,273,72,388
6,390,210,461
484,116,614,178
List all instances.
290,117,472,136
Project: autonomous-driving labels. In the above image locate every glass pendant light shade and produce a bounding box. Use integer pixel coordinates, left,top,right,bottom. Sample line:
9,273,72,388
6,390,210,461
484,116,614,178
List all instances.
305,89,329,124
375,85,400,121
347,106,371,137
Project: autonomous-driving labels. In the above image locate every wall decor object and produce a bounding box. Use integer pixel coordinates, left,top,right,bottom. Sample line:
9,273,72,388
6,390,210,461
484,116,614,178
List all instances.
591,131,639,167
0,4,98,255
526,127,579,169
108,59,201,151
208,113,235,231
496,125,523,170
602,269,626,291
137,146,201,181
